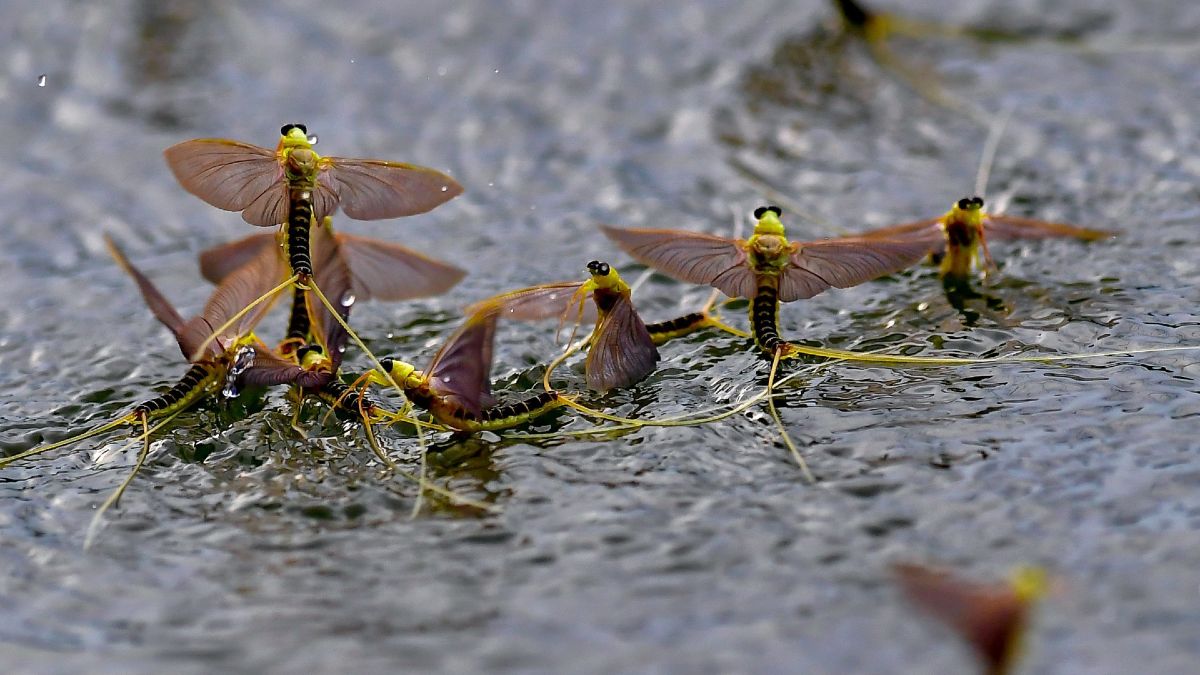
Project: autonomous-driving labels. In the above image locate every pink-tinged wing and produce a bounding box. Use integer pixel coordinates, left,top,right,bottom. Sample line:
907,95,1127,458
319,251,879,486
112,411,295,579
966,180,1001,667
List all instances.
984,215,1114,242
465,281,598,324
198,232,277,284
239,345,334,389
307,223,354,366
599,225,757,299
585,293,660,392
318,158,463,221
780,236,934,301
180,241,288,360
335,233,466,301
427,313,497,418
856,217,944,242
163,139,286,226
105,236,186,340
893,564,1024,672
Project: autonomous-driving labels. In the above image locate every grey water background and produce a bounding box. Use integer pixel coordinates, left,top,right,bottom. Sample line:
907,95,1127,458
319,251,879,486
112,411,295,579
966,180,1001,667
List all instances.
2,0,1199,672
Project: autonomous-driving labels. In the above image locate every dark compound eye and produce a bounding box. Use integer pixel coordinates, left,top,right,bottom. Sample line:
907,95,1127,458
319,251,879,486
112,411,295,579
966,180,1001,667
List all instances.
753,206,768,220
281,124,295,136
587,260,610,276
296,123,307,134
957,198,972,210
768,206,782,217
380,358,394,373
972,196,985,207
296,344,324,360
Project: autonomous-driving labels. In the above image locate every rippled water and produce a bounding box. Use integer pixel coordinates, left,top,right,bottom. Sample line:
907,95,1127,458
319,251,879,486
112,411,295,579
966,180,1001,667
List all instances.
3,1,1200,672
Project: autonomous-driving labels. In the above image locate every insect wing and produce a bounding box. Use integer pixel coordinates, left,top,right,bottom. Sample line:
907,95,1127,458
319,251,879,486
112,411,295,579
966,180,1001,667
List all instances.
585,293,660,392
336,233,466,302
893,563,1025,673
856,217,944,242
599,225,757,299
106,236,187,339
239,344,333,389
466,281,597,324
307,223,354,366
427,314,497,418
780,236,933,301
984,215,1113,242
198,232,277,284
163,139,287,226
317,158,463,221
181,241,287,360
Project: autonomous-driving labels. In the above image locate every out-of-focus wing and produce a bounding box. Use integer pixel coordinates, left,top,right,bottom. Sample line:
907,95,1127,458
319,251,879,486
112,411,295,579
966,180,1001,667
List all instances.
336,233,466,301
893,563,1025,674
306,223,354,367
984,215,1113,242
856,217,944,242
600,225,757,299
426,313,497,418
779,236,934,301
163,139,287,226
105,236,186,340
198,232,277,284
465,281,597,325
317,158,463,221
585,293,659,392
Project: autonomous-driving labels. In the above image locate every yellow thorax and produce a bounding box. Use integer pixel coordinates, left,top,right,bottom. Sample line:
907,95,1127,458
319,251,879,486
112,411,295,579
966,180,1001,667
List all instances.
944,196,986,232
370,358,423,390
746,206,792,271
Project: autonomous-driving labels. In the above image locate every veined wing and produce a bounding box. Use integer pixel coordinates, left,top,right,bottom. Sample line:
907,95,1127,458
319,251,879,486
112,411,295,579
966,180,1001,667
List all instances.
239,343,334,389
336,233,466,301
465,281,597,325
163,139,287,227
317,158,463,221
984,214,1113,242
106,236,187,341
599,225,757,299
585,293,659,392
780,236,933,301
198,232,277,284
180,240,288,360
307,223,354,366
856,217,944,241
427,313,497,418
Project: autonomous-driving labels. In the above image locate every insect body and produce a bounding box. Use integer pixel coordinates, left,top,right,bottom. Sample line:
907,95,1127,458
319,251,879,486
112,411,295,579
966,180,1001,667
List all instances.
601,207,933,356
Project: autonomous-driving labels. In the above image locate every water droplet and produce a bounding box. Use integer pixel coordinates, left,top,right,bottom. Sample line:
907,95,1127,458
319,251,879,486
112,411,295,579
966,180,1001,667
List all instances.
440,185,448,192
350,58,356,64
386,332,394,339
37,74,46,87
340,293,356,307
437,65,448,77
337,345,346,354
493,68,500,74
307,134,319,145
916,302,929,311
222,384,239,398
487,182,494,187
548,293,558,300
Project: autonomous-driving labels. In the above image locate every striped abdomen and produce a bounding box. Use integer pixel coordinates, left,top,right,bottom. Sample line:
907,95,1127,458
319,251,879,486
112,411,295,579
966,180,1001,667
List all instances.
133,363,219,418
316,379,380,420
750,281,784,355
435,391,564,432
286,185,314,277
940,222,980,281
285,285,311,344
644,312,709,345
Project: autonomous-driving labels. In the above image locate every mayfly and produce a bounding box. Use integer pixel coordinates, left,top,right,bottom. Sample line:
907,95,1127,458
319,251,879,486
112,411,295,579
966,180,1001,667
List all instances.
198,215,464,353
601,206,933,357
894,563,1049,675
367,311,565,433
858,195,1112,284
466,260,669,393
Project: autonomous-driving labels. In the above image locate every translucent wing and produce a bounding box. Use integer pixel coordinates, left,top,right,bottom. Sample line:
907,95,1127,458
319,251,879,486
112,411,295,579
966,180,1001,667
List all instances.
465,281,597,324
318,158,463,221
198,232,277,284
336,233,466,301
983,215,1113,242
106,236,186,340
599,225,757,299
239,345,334,389
179,241,288,360
893,564,1025,673
585,293,660,392
426,313,497,418
306,223,354,366
856,217,944,242
163,139,286,226
779,236,934,301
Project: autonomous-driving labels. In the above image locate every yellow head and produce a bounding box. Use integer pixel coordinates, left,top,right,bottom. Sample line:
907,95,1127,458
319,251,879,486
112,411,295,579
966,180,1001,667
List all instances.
947,196,986,229
751,205,786,236
296,344,330,371
746,206,792,272
279,123,313,150
371,357,421,389
585,260,630,294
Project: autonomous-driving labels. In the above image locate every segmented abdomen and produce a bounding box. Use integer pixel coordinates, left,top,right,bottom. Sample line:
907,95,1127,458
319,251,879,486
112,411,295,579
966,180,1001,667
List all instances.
133,363,216,417
285,285,310,344
286,186,313,277
645,312,708,344
438,391,564,432
751,283,783,354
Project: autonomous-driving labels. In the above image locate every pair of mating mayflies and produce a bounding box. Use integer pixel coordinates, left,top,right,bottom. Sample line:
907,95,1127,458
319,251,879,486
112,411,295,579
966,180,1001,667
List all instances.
0,122,1166,533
